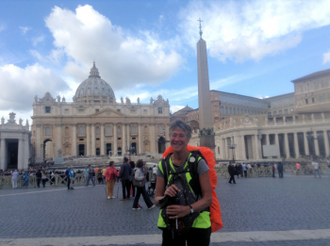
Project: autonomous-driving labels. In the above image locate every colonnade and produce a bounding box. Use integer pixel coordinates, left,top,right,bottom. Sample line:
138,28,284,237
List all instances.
218,129,330,161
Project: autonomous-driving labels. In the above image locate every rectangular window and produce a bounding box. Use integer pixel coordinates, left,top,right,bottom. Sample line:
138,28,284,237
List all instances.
95,109,99,112
78,109,84,113
64,109,69,114
131,125,136,134
143,109,148,114
305,99,308,104
45,106,51,113
312,97,315,103
117,109,121,112
159,125,163,133
106,126,111,134
158,107,163,114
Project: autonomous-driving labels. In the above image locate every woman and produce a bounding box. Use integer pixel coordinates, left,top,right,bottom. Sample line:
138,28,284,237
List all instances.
22,169,29,188
132,160,155,210
41,170,47,188
104,161,118,199
154,120,212,246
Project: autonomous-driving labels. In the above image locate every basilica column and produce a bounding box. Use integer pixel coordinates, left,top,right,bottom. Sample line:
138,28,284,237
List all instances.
304,131,309,155
324,131,330,157
274,133,279,157
240,135,246,160
294,132,300,158
127,123,130,149
254,134,261,160
233,134,240,161
0,138,6,170
113,124,117,156
91,124,96,156
265,134,270,145
56,124,62,154
149,123,155,154
138,123,143,154
36,124,42,162
86,124,91,156
122,123,126,156
17,138,24,170
314,130,320,156
165,123,170,149
100,124,105,156
284,133,290,159
71,124,77,157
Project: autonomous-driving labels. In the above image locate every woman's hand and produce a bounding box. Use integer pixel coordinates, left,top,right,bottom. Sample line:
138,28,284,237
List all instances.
166,205,189,219
164,184,180,197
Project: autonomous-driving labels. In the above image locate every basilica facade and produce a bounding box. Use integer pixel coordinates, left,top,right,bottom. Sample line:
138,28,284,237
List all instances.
31,63,170,163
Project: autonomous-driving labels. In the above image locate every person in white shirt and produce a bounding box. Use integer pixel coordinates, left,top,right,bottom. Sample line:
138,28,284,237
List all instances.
312,161,321,178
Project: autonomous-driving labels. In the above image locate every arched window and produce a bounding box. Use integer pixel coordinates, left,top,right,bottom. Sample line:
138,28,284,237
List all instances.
273,111,277,115
225,107,228,114
132,125,136,134
229,107,232,114
278,110,283,115
284,109,288,114
221,106,224,113
117,126,121,134
45,127,51,136
79,126,84,135
106,126,111,134
268,112,271,115
95,127,100,135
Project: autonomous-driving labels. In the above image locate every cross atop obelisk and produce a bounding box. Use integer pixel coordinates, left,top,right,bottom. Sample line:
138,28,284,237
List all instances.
197,18,203,38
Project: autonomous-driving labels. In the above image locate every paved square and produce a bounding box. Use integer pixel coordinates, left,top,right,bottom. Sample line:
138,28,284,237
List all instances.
1,174,330,245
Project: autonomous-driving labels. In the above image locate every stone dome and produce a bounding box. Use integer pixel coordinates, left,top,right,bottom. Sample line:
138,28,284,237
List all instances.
73,62,116,103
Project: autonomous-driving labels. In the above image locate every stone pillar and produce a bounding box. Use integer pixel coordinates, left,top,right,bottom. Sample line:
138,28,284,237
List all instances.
100,124,105,155
241,135,246,160
122,123,126,156
234,134,240,161
138,123,143,154
56,124,62,155
23,134,30,169
304,132,309,155
0,138,6,170
36,124,42,162
18,138,24,170
127,123,130,149
314,130,320,156
294,132,300,158
71,124,77,157
165,123,170,149
274,134,279,157
86,124,91,156
265,134,270,145
91,124,95,156
324,131,330,157
150,123,156,154
254,134,261,160
113,124,117,156
284,133,290,159
221,138,226,159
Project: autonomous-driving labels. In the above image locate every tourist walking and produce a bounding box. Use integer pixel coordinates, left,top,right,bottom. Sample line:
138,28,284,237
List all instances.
85,165,95,186
277,162,284,178
119,157,132,200
41,170,47,188
132,159,155,210
312,160,321,178
129,161,136,198
36,169,42,188
66,165,75,190
104,161,118,199
11,169,19,189
242,163,247,178
228,161,236,184
22,169,29,188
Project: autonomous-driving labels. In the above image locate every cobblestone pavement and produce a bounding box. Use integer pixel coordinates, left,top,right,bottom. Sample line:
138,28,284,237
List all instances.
1,173,330,245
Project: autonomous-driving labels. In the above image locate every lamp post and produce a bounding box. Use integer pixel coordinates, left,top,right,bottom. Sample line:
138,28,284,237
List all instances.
306,128,318,159
228,143,237,161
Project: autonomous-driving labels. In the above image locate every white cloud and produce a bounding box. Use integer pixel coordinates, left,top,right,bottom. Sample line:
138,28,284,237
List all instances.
45,5,184,89
32,35,45,46
0,63,70,111
170,105,185,114
178,0,330,62
19,26,31,35
323,51,330,64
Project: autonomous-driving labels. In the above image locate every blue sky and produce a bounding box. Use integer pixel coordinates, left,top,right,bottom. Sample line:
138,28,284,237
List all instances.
1,0,330,123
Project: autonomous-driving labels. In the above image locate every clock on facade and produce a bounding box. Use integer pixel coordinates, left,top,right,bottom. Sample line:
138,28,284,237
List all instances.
45,106,51,113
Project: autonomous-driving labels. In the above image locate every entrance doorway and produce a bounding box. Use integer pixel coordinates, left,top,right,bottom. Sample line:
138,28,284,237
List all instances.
7,139,18,169
106,143,112,156
158,137,165,154
78,144,85,156
43,139,53,161
131,142,137,154
118,147,122,156
96,148,100,156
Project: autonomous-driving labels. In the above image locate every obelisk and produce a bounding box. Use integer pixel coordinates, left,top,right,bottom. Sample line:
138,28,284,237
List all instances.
197,19,215,153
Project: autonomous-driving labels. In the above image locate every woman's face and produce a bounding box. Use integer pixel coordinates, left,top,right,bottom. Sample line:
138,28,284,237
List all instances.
170,128,189,153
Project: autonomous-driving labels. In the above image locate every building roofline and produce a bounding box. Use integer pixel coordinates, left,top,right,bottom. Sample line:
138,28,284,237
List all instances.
291,68,330,83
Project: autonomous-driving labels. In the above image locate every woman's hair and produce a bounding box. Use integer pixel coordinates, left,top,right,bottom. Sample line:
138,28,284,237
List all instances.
136,159,144,168
109,161,114,167
169,120,192,140
130,161,135,168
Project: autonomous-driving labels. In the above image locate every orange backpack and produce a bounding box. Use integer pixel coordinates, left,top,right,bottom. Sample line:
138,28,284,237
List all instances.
162,145,223,232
